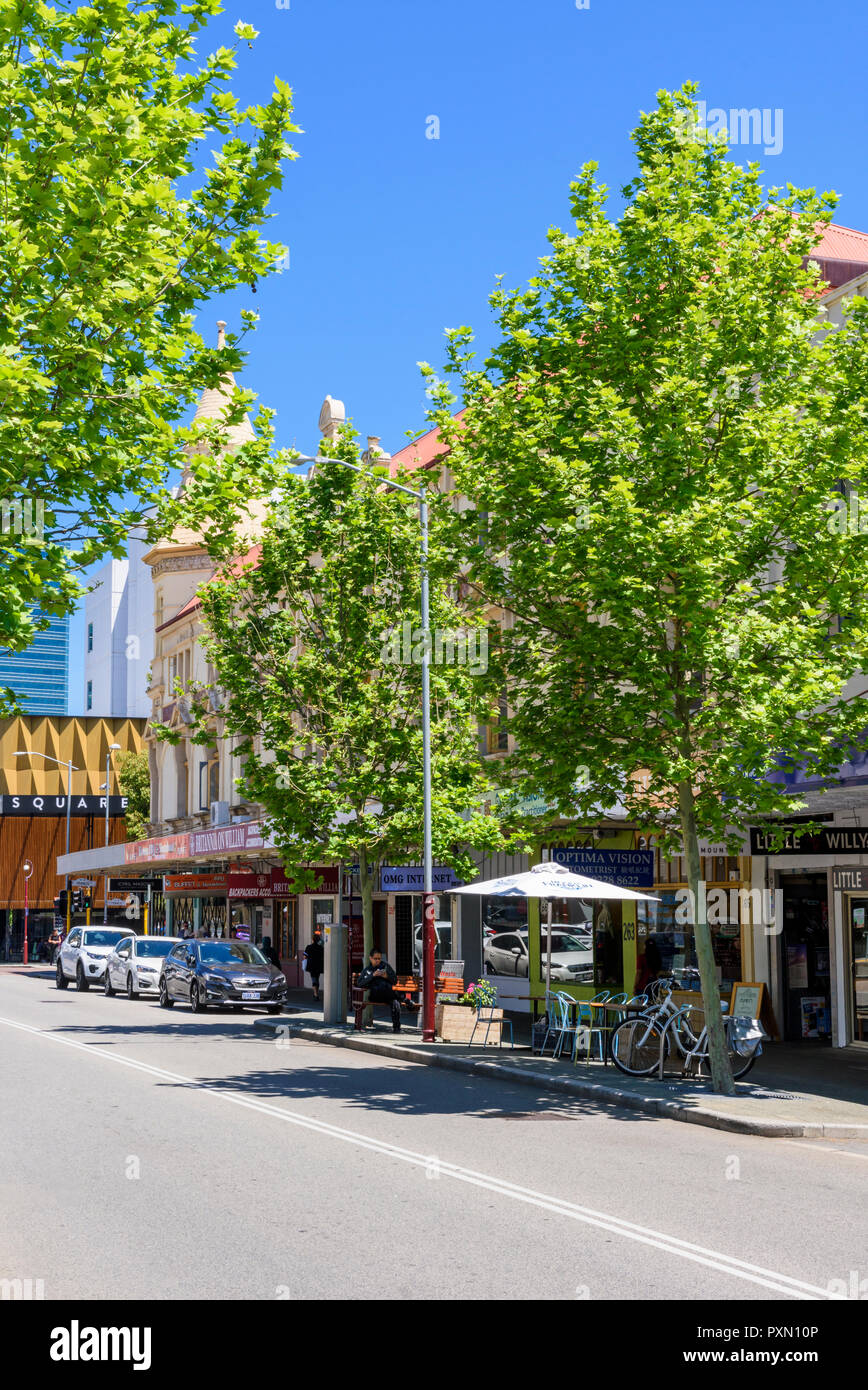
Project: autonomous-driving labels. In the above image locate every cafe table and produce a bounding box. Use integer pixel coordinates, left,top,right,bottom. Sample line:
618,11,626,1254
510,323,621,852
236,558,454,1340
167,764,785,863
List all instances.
531,994,648,1066
571,998,649,1067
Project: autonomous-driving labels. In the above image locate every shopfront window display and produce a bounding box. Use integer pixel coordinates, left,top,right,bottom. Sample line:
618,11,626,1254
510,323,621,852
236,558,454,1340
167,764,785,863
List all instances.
412,894,452,971
539,899,595,985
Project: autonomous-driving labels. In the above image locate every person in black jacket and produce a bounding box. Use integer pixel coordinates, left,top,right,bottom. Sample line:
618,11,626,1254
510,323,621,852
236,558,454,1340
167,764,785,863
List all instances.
260,936,281,969
356,949,401,1032
305,931,324,1000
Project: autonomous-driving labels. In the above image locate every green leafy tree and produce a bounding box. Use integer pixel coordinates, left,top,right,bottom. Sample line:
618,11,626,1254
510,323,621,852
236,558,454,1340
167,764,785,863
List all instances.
425,85,868,1093
0,0,298,692
182,436,511,960
117,749,150,841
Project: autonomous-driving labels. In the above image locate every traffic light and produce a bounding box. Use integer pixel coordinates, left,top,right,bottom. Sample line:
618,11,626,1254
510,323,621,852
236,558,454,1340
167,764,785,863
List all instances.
56,889,68,914
72,888,83,914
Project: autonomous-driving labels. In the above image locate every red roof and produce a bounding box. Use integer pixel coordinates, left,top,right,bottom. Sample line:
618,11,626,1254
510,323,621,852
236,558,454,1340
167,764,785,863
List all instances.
156,544,262,632
389,409,466,476
810,222,868,295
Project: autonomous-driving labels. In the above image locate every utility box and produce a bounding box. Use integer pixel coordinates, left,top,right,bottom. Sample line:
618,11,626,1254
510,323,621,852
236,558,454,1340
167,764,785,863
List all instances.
322,920,347,1026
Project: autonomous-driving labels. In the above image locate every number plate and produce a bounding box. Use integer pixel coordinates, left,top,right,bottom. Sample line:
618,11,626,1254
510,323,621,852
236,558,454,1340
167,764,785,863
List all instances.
241,991,261,1000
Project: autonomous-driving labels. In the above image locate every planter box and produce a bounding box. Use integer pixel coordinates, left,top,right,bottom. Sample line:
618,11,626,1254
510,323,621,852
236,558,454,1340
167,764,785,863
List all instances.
434,1003,503,1045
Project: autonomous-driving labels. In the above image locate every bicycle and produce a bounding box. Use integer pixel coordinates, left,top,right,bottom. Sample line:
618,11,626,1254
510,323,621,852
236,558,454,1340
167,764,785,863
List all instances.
611,984,761,1080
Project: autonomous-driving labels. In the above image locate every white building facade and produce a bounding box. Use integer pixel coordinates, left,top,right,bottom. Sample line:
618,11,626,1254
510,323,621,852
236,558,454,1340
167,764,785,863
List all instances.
84,530,154,718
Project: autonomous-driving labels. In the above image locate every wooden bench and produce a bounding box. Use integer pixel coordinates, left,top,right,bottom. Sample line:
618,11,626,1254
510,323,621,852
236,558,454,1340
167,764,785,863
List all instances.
352,973,420,1030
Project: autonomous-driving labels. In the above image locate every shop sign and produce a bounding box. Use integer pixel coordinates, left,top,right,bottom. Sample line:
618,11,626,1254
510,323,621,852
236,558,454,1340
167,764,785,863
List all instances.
750,823,868,855
125,832,189,865
227,872,270,900
1,794,128,816
270,866,338,895
164,873,228,895
550,848,654,888
106,877,161,895
189,821,273,857
379,865,459,892
680,835,751,857
832,867,868,891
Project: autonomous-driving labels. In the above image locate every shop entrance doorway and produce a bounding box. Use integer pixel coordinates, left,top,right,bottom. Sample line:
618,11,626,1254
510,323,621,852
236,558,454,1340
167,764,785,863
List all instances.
847,897,868,1044
780,875,831,1042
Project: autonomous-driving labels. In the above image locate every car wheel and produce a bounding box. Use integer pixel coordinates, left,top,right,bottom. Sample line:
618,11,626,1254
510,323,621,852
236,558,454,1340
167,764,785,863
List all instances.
75,963,89,992
126,973,138,1001
159,979,174,1009
487,961,497,975
104,968,114,996
56,960,68,990
189,982,206,1013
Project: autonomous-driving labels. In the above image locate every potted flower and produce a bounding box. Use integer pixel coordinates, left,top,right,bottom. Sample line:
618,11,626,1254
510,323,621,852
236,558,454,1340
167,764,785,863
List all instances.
434,977,503,1043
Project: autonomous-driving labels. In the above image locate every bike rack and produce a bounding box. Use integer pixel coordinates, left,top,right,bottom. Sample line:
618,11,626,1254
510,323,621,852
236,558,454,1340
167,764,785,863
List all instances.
656,1006,709,1081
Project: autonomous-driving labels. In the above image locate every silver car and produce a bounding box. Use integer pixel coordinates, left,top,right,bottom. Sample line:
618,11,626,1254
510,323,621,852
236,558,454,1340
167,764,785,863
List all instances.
484,928,594,982
104,935,184,999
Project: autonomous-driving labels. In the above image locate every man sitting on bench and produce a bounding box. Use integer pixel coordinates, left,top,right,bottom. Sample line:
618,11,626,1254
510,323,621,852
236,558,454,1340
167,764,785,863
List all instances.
357,949,402,1033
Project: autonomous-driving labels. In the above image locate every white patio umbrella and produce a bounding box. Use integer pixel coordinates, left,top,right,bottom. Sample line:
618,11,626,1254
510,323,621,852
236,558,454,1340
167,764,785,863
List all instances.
451,861,660,995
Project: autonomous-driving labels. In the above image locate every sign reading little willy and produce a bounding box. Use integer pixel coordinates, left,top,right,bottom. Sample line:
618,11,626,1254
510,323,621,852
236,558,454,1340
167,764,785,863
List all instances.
750,824,868,855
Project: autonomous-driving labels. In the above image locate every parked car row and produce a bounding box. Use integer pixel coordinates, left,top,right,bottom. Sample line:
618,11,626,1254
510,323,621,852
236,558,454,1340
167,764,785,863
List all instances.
55,927,287,1013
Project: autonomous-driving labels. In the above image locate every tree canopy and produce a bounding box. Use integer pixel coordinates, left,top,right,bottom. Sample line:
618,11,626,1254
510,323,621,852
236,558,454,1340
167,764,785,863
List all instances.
179,438,512,955
0,0,297,690
424,84,868,1089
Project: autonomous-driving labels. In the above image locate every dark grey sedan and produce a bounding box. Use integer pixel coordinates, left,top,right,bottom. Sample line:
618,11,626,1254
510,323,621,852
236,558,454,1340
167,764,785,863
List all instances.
158,938,287,1014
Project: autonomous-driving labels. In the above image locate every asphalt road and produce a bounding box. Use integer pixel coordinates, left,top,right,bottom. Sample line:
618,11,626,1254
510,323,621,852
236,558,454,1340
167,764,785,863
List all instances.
1,966,865,1302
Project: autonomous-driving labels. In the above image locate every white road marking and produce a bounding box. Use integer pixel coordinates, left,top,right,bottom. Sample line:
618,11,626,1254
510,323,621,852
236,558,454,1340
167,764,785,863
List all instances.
782,1140,868,1161
0,1013,836,1300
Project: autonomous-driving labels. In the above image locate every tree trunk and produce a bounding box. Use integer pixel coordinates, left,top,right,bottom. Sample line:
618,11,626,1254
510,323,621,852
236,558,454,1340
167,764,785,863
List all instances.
677,780,735,1096
358,845,374,962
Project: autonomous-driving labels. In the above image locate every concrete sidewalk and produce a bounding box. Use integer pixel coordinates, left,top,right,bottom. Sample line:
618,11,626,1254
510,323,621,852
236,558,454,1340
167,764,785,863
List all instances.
254,993,868,1139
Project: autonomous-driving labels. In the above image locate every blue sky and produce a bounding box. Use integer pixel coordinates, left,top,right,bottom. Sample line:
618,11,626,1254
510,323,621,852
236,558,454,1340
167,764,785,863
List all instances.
67,0,868,710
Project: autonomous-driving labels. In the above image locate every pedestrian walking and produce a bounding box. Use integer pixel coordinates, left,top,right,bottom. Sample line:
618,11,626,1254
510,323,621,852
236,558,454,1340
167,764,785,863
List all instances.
304,931,324,1000
48,926,61,965
260,935,281,969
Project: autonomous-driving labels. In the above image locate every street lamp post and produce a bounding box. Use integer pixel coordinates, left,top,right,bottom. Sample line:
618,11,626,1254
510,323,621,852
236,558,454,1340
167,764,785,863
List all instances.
22,859,33,964
292,454,437,1041
14,751,80,940
103,744,121,922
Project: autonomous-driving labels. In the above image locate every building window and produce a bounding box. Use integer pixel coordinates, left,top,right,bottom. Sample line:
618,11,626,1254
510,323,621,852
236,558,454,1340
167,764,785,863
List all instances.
87,623,93,653
86,680,92,710
199,749,219,809
485,694,509,753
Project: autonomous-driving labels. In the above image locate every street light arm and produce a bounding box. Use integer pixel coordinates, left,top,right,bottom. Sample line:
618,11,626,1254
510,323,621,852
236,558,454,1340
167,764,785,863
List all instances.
290,454,426,502
14,751,81,770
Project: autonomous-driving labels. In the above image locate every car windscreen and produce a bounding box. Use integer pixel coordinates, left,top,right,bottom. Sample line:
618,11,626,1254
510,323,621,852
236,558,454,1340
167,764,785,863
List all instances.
83,930,133,948
198,942,269,966
136,939,174,958
549,933,592,953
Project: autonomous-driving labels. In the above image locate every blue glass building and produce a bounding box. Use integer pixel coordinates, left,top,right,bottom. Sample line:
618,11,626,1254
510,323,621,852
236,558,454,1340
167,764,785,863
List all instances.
0,610,69,715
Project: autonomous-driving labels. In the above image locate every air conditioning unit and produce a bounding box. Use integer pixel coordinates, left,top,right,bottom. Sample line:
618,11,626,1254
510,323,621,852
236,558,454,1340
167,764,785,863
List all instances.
210,801,230,827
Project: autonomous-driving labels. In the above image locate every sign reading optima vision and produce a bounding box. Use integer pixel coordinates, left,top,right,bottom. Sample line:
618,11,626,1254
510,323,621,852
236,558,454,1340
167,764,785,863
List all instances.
0,794,128,816
550,848,654,888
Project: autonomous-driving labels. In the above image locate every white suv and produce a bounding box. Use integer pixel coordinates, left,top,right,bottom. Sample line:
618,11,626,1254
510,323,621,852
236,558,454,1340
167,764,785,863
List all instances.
56,926,136,992
104,935,183,999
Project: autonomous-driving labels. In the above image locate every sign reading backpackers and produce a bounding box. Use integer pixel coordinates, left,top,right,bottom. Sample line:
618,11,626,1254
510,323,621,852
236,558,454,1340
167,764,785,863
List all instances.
549,848,655,888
